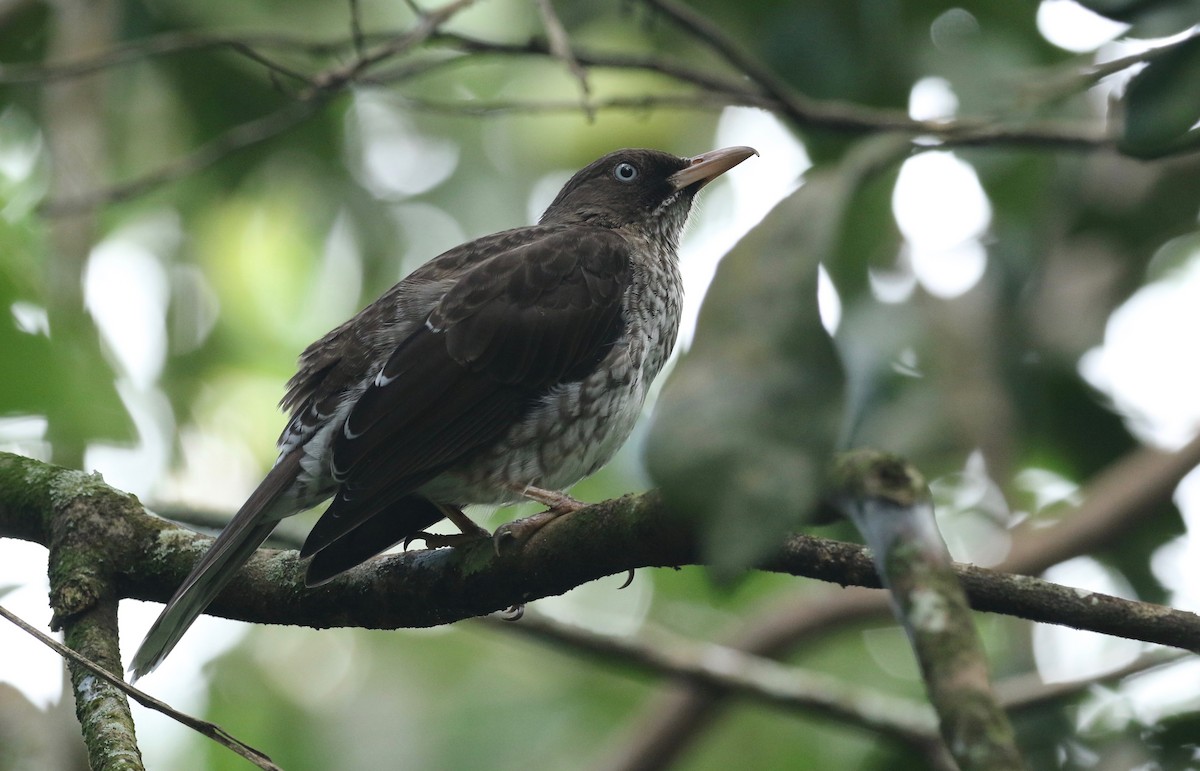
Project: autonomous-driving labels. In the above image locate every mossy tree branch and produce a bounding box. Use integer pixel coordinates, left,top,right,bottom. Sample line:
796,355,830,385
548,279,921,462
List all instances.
7,448,1200,766
3,451,1199,650
830,450,1024,771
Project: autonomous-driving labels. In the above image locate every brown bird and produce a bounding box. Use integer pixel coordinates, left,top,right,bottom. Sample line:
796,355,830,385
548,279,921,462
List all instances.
129,145,757,679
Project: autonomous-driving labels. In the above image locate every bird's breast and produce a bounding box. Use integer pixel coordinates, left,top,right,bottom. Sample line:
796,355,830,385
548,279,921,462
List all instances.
425,246,684,504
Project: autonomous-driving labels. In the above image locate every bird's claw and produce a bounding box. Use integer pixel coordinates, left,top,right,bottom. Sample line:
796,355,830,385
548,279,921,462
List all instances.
493,486,591,555
495,604,525,621
492,509,566,555
617,569,636,590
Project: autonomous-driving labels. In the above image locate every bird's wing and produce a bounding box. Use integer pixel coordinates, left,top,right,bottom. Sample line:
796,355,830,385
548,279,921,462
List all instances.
274,227,541,457
130,227,630,678
300,227,631,558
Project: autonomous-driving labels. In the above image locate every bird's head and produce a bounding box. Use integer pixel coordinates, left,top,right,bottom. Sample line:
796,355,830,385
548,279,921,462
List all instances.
539,146,758,241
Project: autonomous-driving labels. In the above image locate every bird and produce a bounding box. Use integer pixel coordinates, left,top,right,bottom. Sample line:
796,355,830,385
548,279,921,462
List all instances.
129,145,758,680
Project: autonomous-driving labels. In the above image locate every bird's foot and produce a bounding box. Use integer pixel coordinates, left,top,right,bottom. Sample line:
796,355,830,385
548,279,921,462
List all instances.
492,508,564,554
403,526,490,550
514,485,588,515
404,509,491,551
493,486,590,554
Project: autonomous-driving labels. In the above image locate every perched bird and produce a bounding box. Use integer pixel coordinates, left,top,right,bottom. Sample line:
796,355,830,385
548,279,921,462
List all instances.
130,145,757,679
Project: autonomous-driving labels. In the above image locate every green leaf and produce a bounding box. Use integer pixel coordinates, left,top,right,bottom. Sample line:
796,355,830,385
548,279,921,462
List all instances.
645,136,911,579
1120,33,1200,159
0,221,133,450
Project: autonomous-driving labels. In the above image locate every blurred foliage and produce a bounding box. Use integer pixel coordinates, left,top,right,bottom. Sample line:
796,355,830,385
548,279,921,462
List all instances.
1120,33,1200,157
648,140,921,577
3,0,1200,769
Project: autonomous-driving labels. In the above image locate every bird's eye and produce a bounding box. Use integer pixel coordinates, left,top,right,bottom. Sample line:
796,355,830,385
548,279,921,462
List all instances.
613,162,639,182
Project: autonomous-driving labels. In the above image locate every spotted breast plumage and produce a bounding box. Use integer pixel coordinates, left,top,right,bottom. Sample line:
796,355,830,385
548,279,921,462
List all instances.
130,145,757,679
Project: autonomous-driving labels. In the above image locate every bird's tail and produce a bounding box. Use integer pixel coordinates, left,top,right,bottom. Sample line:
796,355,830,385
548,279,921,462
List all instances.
129,452,303,681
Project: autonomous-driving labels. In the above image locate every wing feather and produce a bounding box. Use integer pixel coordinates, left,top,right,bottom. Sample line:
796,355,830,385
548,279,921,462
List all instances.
301,227,631,559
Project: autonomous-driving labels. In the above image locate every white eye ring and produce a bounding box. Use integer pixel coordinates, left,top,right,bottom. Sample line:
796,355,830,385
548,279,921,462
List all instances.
613,162,639,182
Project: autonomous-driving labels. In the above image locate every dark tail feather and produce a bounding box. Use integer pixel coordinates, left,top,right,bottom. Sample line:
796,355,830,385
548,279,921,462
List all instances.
129,453,303,681
298,466,443,561
303,495,445,587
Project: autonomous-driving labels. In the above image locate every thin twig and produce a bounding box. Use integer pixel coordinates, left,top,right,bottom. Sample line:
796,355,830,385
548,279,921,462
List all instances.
998,649,1192,712
484,612,948,758
376,31,759,96
395,91,768,116
641,0,800,116
348,0,367,58
1082,28,1200,84
38,98,323,216
0,603,281,771
603,432,1200,771
223,41,314,86
35,0,478,216
0,31,382,85
534,0,593,120
306,0,475,95
3,21,1113,150
641,0,1110,148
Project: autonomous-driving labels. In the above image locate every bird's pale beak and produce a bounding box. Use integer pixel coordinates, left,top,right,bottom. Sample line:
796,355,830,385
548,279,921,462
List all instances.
669,146,759,191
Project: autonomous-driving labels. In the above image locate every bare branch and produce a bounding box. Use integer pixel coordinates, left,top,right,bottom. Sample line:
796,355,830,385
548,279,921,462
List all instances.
641,0,1111,149
394,91,768,116
0,31,373,85
306,0,475,96
348,0,367,58
1081,29,1200,85
31,0,478,216
3,452,1198,654
1004,432,1200,574
0,603,281,770
996,649,1192,712
60,595,146,771
38,99,323,216
534,0,593,119
486,612,951,763
831,451,1024,770
8,0,1115,225
603,432,1200,771
417,32,779,96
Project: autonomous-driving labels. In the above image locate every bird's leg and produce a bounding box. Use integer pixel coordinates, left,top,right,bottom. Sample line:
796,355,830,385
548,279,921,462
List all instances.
497,485,637,587
403,504,492,550
493,484,589,554
515,485,588,514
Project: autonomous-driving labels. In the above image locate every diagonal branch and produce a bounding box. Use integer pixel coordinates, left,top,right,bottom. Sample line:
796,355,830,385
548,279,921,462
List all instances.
641,0,1110,148
305,0,475,95
39,99,324,216
36,0,478,217
3,452,1198,653
5,450,1200,766
600,432,1200,771
831,451,1023,770
486,612,951,766
534,0,593,119
485,609,1190,769
0,603,280,770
